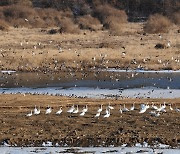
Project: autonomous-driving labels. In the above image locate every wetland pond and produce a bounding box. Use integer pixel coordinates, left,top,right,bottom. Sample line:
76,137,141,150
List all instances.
0,69,180,99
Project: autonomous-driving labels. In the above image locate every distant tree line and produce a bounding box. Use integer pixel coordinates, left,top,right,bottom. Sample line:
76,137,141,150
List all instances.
0,0,179,21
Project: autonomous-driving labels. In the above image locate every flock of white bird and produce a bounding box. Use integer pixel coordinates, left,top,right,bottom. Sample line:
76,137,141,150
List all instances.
26,102,180,118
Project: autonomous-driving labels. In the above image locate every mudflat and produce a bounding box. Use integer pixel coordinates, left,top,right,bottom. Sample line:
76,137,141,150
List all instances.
0,94,179,147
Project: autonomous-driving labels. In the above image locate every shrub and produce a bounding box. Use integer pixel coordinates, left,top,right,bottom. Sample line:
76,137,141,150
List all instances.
0,20,9,31
48,28,59,34
144,14,172,33
2,5,37,27
94,4,127,24
94,4,127,35
59,17,80,34
171,11,180,25
76,15,101,31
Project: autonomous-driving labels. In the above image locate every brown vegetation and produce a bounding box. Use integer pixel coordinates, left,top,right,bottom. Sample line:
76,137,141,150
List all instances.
144,14,172,34
76,15,102,31
0,0,179,34
0,19,9,31
171,11,180,25
0,23,180,72
94,5,127,35
59,17,80,34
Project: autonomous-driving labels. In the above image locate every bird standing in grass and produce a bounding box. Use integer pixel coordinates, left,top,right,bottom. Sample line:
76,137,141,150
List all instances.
56,107,62,115
34,105,40,115
108,102,114,110
139,104,148,113
26,110,33,117
97,104,103,113
104,108,110,118
119,105,122,113
130,103,135,111
122,104,129,112
95,112,101,118
67,104,75,113
73,105,79,114
46,105,52,114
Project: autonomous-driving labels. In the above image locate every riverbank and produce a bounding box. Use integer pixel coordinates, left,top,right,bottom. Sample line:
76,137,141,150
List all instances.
0,94,179,147
0,23,180,72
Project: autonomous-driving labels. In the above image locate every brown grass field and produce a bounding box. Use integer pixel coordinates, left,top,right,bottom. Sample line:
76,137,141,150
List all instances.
0,23,179,72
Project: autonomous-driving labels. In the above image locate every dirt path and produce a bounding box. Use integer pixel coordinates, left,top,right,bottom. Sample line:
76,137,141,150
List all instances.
0,94,179,147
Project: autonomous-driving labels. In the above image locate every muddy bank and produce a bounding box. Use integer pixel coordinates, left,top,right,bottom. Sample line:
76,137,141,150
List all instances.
0,94,179,147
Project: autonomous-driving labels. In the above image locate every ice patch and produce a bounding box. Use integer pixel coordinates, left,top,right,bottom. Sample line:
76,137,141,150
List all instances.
1,70,16,74
99,68,180,73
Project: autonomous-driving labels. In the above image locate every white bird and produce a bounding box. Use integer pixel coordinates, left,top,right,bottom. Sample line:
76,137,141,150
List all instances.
67,104,75,113
108,102,114,110
73,105,79,114
26,110,33,117
139,104,147,113
95,112,101,117
56,107,62,115
159,34,162,39
175,107,180,112
119,105,122,113
82,105,88,113
104,109,110,118
160,108,166,113
97,104,103,113
151,102,158,110
80,111,86,116
149,111,160,117
149,111,156,116
162,102,166,109
155,112,160,117
34,105,38,114
167,41,171,47
130,103,135,111
169,104,173,111
157,102,166,112
46,105,52,114
122,104,129,112
146,103,150,109
34,105,40,115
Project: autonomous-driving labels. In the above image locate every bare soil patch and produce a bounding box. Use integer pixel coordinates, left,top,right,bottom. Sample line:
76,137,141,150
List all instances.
0,94,179,147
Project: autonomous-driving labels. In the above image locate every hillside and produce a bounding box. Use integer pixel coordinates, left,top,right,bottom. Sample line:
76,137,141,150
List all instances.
0,0,179,31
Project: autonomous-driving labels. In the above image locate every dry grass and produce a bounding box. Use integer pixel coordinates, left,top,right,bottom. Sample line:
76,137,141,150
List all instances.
76,15,102,31
144,14,172,34
0,19,9,31
0,23,180,72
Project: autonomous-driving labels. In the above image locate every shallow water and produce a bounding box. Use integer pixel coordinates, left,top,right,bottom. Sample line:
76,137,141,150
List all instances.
0,146,180,154
0,70,180,98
